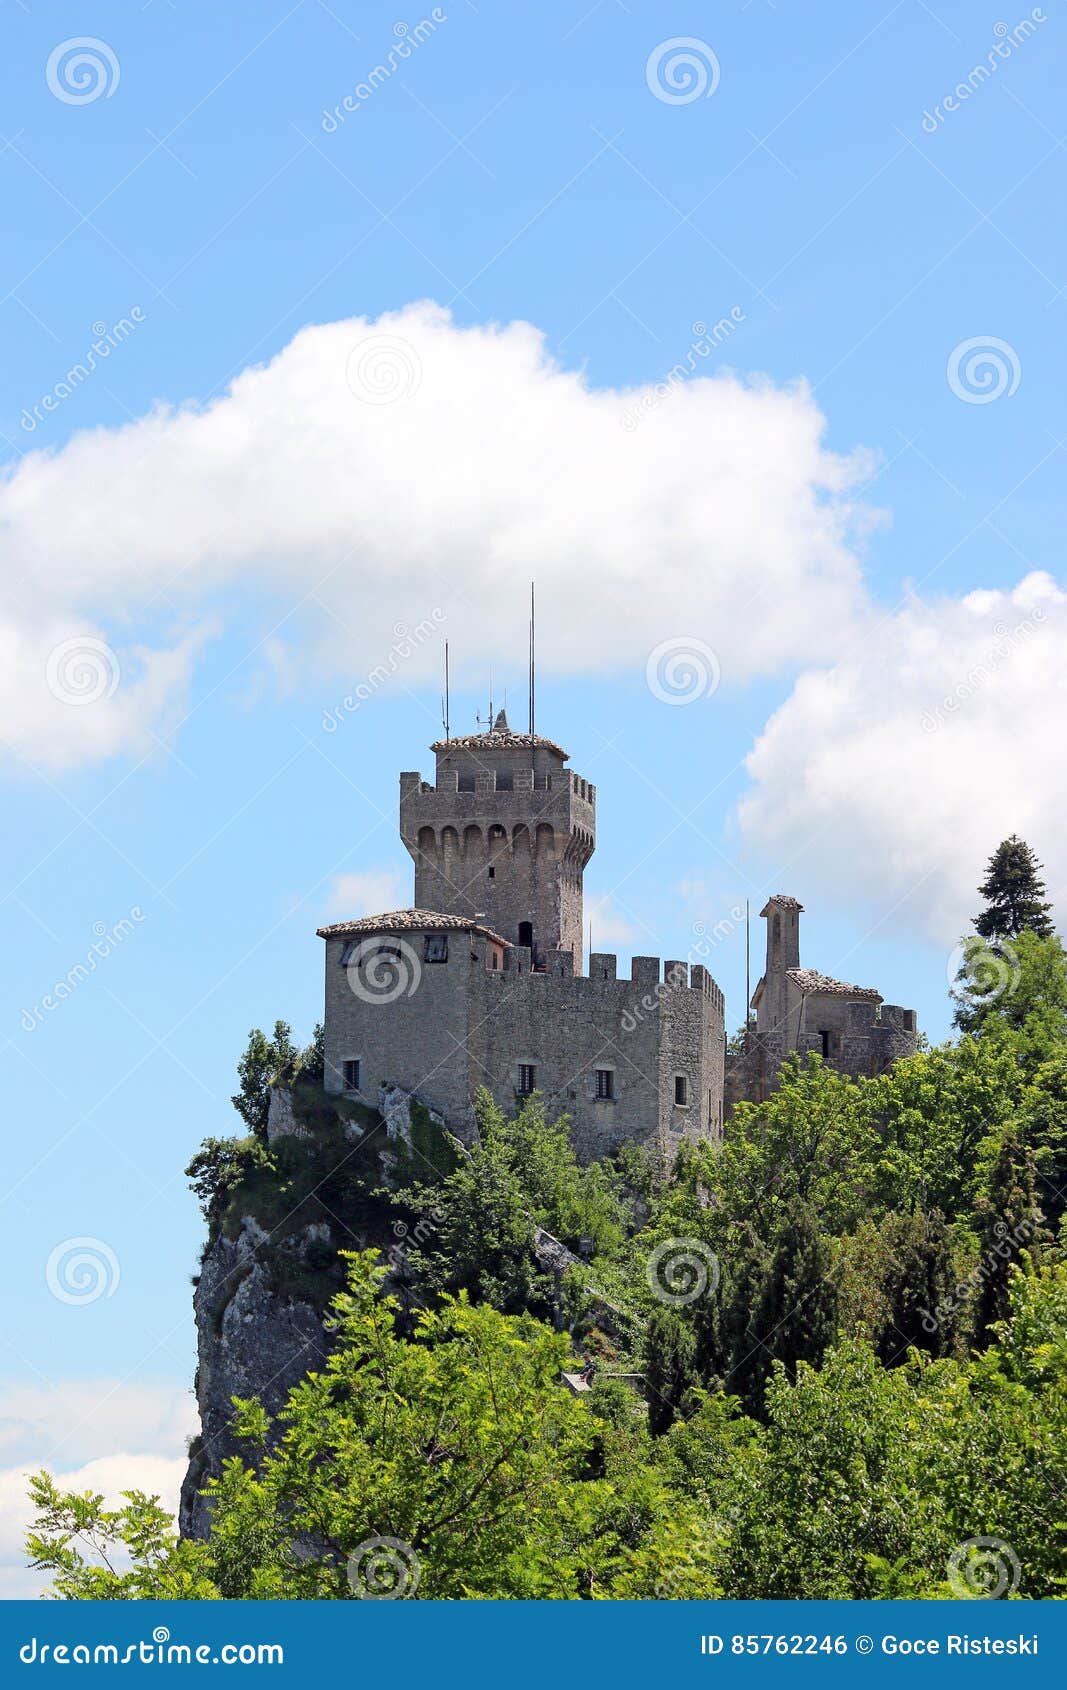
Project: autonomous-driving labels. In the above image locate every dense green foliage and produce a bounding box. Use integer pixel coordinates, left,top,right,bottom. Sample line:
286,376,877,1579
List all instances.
26,850,1067,1599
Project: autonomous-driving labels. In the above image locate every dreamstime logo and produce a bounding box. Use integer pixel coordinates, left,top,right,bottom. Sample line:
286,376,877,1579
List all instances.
46,1237,120,1306
646,637,721,705
322,611,445,731
620,311,746,432
646,1238,720,1306
947,1536,1021,1599
346,1535,421,1598
321,11,447,131
947,336,1020,404
21,309,146,433
921,608,1045,734
345,335,422,405
21,908,146,1033
920,12,1047,132
921,1216,1034,1334
947,934,1020,1005
46,637,120,706
646,38,720,105
345,937,422,1005
46,38,120,105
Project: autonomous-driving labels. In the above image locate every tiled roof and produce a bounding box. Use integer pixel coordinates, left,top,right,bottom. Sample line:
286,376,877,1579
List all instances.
763,894,804,911
430,730,568,759
788,967,881,1001
317,908,507,944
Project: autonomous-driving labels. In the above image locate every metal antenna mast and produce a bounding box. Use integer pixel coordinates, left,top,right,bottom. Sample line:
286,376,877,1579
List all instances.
443,642,450,741
528,581,536,738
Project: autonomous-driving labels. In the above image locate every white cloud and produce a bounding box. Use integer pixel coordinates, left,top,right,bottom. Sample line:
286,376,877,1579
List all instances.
0,301,876,769
0,1379,195,1598
737,572,1067,941
325,868,408,917
585,895,640,949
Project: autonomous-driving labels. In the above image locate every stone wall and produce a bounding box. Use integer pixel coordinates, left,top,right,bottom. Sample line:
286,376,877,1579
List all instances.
324,922,726,1165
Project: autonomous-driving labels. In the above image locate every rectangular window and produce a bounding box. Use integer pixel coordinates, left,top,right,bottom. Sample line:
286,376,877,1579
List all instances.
342,1059,361,1092
819,1030,831,1059
674,1074,688,1107
517,1063,536,1095
595,1068,614,1100
423,934,448,963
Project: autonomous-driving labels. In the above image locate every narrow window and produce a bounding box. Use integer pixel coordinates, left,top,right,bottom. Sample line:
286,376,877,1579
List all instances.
595,1068,614,1100
423,934,448,963
674,1074,688,1107
342,1059,361,1092
518,921,533,950
819,1030,831,1059
488,866,495,879
517,1063,536,1095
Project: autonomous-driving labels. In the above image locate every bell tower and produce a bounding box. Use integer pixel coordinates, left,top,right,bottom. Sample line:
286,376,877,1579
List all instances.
399,709,595,963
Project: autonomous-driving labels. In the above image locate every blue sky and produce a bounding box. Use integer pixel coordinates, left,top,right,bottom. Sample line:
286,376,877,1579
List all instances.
1,0,1065,1590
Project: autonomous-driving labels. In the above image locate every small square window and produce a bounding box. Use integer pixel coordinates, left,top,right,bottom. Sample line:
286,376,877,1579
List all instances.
674,1074,688,1107
595,1068,614,1100
517,1063,536,1096
342,1059,361,1092
424,934,448,963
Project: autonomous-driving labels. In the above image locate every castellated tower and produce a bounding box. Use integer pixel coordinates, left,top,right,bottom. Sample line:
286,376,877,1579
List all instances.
399,709,595,965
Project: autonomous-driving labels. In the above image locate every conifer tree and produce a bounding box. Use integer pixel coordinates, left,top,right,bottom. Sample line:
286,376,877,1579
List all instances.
644,1306,696,1435
971,1130,1042,1347
974,836,1055,940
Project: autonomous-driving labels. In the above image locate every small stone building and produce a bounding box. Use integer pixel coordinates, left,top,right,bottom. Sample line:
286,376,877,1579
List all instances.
724,895,918,1108
320,712,725,1165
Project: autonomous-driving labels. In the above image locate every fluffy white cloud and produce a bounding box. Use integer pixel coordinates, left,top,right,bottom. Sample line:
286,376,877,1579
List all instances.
0,301,875,768
0,1379,195,1597
325,867,408,917
737,572,1067,941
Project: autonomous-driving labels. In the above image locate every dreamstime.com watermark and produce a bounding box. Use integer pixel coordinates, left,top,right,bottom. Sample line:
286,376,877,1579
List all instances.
920,1218,1034,1334
620,311,746,432
646,1238,720,1306
20,1628,283,1666
346,1535,422,1597
21,310,146,432
921,608,1044,733
45,37,120,105
646,38,720,105
921,12,1047,132
947,335,1020,404
387,1205,447,1272
45,1236,120,1306
946,1536,1022,1599
344,936,423,1005
322,612,445,731
321,13,447,131
645,638,721,706
621,911,742,1035
21,909,146,1032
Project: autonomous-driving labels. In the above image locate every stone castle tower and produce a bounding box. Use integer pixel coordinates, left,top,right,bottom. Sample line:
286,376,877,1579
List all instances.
399,709,595,964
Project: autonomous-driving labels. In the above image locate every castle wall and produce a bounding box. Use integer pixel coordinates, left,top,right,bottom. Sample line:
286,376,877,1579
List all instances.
471,950,725,1166
322,931,485,1136
323,923,726,1167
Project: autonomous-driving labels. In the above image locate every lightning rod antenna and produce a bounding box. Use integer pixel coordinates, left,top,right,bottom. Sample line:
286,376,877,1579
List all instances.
443,642,450,741
745,898,751,1030
529,581,536,739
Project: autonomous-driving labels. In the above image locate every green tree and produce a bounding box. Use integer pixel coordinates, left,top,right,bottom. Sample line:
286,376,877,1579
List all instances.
25,1475,218,1600
643,1306,696,1435
974,835,1054,940
730,1199,840,1417
970,1129,1043,1347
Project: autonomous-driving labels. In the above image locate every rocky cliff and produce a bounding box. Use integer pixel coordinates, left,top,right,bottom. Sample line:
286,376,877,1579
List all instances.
179,1081,462,1539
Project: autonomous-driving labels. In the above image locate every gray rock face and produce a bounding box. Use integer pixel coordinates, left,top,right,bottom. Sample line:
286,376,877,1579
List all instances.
179,1213,332,1540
